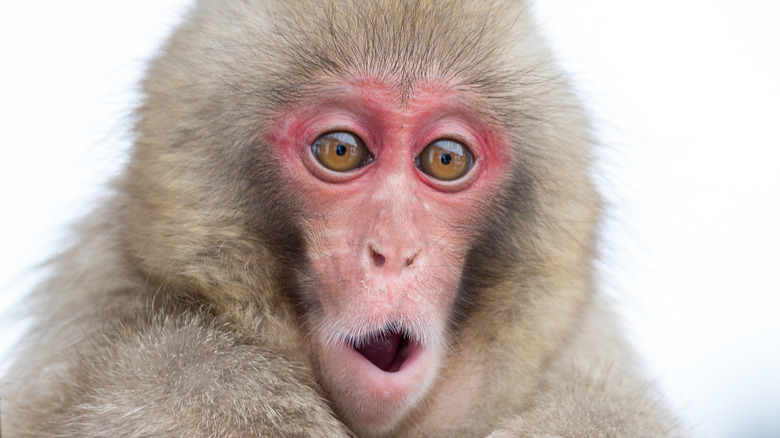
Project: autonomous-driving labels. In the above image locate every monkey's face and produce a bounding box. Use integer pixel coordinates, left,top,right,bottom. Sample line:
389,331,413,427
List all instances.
270,76,511,432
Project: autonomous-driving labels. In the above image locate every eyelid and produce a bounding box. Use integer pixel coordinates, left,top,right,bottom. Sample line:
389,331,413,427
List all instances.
301,112,378,158
411,118,483,161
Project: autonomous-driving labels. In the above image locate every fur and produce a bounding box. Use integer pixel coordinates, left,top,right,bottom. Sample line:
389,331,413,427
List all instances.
2,1,684,436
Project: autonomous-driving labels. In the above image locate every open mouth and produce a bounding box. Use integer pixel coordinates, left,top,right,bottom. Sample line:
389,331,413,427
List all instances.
319,324,436,428
352,328,412,373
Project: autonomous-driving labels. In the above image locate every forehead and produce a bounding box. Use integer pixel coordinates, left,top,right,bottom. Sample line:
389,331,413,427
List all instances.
295,73,499,125
257,0,526,109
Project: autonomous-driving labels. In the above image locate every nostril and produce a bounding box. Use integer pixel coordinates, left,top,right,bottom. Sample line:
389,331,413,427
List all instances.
371,246,386,267
405,249,420,268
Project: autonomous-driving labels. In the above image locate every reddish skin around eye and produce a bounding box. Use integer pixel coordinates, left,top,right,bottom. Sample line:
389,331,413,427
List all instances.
268,76,510,434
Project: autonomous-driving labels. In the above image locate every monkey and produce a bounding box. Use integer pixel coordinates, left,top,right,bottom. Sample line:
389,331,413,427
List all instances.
0,0,686,437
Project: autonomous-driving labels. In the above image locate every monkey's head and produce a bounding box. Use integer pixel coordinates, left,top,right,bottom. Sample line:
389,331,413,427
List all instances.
122,0,597,434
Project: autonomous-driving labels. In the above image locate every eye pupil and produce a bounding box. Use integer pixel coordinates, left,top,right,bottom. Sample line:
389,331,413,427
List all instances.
335,144,347,156
440,154,452,165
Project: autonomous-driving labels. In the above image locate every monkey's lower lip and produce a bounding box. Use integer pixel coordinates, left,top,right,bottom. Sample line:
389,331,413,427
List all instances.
320,330,435,427
354,330,411,372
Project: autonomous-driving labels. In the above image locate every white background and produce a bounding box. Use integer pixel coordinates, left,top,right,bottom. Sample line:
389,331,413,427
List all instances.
1,2,778,437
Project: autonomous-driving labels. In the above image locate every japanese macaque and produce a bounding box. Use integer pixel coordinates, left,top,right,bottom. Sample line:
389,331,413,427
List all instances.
1,0,684,437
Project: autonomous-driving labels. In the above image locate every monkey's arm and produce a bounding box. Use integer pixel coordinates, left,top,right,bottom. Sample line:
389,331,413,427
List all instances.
13,313,352,438
490,301,683,438
489,367,680,438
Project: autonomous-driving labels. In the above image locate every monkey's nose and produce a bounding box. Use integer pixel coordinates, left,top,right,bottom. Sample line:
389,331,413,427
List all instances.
369,244,419,269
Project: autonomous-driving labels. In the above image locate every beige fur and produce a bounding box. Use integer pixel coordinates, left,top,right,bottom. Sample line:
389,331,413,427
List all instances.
2,1,684,436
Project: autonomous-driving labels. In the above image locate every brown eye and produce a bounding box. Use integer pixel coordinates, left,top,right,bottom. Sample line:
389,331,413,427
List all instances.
417,139,473,181
312,131,369,172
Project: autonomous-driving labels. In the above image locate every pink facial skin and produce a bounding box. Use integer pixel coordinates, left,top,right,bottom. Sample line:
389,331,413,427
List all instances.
269,75,510,433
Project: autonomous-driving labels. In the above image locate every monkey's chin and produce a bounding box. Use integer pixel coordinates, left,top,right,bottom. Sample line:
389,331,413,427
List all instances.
318,338,439,433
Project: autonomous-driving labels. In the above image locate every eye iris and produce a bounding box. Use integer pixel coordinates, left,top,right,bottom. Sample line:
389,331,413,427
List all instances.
418,139,472,181
312,131,368,172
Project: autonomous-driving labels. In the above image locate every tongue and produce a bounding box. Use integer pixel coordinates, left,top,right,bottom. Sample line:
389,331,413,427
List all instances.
355,332,403,371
